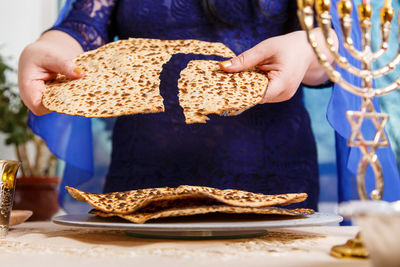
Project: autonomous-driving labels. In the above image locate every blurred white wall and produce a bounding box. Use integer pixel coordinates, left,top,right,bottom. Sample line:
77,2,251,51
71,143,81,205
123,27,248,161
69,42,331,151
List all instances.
0,0,58,160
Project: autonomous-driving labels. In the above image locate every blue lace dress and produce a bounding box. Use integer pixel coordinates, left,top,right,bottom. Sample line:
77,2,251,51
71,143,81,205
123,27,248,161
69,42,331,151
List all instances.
51,0,319,209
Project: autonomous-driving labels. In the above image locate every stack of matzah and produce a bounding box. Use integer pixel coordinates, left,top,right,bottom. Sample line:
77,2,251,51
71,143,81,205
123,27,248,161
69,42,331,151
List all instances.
66,185,313,224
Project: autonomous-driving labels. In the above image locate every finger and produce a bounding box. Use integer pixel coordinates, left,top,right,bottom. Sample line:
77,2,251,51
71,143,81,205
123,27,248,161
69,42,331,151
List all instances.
40,53,84,79
19,79,51,116
257,63,281,72
31,80,51,115
32,70,57,81
31,103,51,116
260,71,296,103
219,41,275,73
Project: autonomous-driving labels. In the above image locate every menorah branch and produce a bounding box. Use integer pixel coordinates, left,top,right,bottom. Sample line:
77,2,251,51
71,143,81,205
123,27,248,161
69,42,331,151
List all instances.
374,77,400,96
317,12,372,78
340,16,368,61
371,47,400,79
297,8,366,96
369,22,391,61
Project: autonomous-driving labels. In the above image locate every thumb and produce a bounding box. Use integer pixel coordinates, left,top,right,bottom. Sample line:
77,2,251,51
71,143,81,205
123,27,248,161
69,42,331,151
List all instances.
219,41,273,73
40,54,84,79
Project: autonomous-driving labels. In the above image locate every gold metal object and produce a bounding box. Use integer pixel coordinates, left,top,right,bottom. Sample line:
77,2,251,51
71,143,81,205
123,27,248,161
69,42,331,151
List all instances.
0,160,20,238
297,0,314,9
358,3,373,21
337,0,352,18
315,0,331,15
380,7,394,23
330,232,369,259
297,0,400,201
297,0,400,259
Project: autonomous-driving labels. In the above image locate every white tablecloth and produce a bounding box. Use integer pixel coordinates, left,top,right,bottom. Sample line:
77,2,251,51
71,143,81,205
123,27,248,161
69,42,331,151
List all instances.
0,222,369,267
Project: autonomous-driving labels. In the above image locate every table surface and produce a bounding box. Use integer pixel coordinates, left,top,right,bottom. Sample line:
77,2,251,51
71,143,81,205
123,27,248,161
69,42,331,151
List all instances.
1,222,369,267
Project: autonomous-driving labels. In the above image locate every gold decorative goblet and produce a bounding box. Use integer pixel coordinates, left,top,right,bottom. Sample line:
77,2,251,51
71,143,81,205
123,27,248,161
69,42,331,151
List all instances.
0,160,20,238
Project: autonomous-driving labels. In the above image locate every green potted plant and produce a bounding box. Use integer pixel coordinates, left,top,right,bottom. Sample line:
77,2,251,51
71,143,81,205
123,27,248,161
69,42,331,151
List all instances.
0,52,60,221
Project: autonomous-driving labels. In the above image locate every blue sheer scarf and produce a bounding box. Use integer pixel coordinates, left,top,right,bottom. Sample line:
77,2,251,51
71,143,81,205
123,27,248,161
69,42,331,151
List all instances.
29,0,400,213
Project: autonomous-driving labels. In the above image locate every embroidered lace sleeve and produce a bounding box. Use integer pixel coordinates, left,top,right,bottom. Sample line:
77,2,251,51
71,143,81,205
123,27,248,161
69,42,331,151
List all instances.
51,0,117,51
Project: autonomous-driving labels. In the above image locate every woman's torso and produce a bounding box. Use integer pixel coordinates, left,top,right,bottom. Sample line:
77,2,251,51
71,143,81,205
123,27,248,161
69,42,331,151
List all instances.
104,0,319,209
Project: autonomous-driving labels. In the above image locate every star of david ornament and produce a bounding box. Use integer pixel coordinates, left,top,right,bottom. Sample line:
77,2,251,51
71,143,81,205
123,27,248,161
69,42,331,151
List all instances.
346,109,389,148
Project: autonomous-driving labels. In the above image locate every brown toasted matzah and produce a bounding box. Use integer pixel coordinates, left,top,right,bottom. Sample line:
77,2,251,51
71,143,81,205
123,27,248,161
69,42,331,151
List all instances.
90,201,314,224
43,38,235,118
177,185,308,208
66,186,202,215
43,40,170,117
129,38,235,58
178,60,268,123
66,185,308,215
89,192,313,224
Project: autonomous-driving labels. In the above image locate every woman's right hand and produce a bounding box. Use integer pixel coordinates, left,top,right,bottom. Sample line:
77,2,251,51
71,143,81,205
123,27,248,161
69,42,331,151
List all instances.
18,30,84,115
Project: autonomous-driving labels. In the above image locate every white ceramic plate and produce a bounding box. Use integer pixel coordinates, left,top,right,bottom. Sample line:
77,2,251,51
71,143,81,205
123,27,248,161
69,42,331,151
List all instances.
53,212,342,239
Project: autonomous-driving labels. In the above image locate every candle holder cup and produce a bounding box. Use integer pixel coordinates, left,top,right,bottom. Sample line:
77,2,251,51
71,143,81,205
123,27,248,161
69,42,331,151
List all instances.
0,160,20,238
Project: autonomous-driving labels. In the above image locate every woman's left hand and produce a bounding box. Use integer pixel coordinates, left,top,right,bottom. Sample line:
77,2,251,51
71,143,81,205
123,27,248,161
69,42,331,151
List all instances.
220,29,337,103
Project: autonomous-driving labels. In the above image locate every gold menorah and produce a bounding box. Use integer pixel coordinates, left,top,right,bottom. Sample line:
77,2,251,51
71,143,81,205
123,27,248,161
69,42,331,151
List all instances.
297,0,399,201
